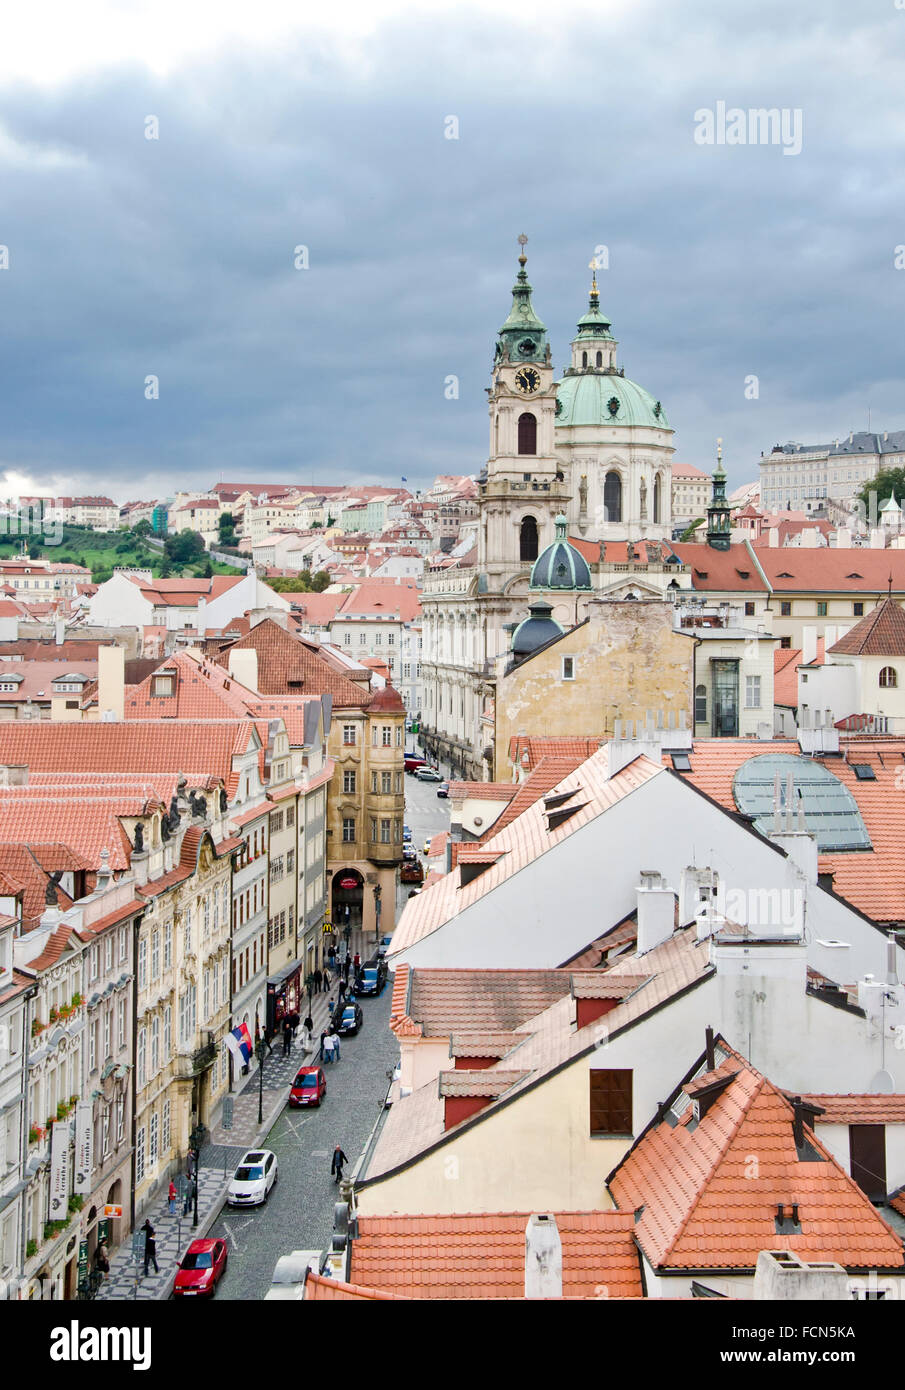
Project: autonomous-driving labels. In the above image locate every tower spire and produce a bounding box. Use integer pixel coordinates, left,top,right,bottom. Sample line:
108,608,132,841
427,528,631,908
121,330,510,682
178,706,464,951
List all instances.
494,235,548,366
707,437,731,550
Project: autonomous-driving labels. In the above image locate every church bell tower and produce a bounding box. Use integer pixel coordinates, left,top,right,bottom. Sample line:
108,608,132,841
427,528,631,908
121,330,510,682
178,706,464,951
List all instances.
477,236,570,583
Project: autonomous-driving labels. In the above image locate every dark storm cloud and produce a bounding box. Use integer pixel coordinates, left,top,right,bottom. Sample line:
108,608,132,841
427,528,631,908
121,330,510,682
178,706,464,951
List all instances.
0,0,902,498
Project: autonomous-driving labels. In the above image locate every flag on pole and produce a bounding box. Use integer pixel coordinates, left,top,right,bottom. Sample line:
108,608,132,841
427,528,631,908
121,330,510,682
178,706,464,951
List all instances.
226,1022,253,1066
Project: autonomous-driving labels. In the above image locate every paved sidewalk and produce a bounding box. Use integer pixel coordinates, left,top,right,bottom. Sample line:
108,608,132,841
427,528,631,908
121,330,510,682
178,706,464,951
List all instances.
97,987,340,1301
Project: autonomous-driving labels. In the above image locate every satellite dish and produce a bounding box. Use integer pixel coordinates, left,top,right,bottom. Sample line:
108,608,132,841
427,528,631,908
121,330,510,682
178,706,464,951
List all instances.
868,1069,895,1094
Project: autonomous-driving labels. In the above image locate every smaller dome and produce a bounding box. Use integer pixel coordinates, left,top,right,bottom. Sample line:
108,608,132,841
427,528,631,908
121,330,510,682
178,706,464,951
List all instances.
368,684,405,712
511,600,564,657
530,516,592,590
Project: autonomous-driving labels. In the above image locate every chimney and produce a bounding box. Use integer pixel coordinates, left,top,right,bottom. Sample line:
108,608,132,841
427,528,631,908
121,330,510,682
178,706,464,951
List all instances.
635,870,675,954
98,645,125,721
768,527,779,547
54,616,65,646
705,1025,715,1071
196,596,207,638
524,1214,562,1300
228,647,259,693
801,626,817,666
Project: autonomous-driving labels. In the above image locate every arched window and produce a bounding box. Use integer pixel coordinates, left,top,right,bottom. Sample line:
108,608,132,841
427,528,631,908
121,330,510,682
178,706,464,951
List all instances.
517,413,537,455
880,666,898,688
595,351,602,367
653,475,661,524
519,516,539,562
695,684,707,724
582,351,588,368
604,471,622,523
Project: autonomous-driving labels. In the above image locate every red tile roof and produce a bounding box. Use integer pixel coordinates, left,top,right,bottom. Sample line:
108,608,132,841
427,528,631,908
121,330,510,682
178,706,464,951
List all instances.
662,736,905,924
773,639,825,707
828,597,905,656
407,968,574,1036
350,1211,642,1299
204,619,370,708
609,1056,905,1271
304,1272,404,1301
802,1094,905,1124
485,755,591,839
0,719,256,778
670,541,768,592
447,782,516,801
508,736,602,774
758,549,905,594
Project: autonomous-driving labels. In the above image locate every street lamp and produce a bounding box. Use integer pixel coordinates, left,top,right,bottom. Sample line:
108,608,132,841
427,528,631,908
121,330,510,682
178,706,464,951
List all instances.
256,1037,266,1125
188,1123,204,1228
373,883,382,948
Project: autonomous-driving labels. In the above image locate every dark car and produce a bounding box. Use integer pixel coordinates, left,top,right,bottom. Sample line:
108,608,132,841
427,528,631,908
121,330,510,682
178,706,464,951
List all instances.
332,1002,363,1035
436,781,450,798
173,1239,228,1297
289,1066,326,1108
357,961,388,996
401,859,424,884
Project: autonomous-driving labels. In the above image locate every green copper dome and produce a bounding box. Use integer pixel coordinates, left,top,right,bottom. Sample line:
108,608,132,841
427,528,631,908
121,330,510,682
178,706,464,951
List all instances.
574,277,614,341
555,373,668,429
530,515,592,590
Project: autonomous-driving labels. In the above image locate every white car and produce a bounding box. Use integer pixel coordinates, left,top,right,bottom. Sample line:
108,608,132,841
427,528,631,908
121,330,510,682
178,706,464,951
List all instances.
227,1148,278,1207
264,1249,321,1301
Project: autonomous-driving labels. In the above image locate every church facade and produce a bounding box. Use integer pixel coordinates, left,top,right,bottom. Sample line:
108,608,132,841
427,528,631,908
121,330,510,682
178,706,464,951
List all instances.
420,247,681,779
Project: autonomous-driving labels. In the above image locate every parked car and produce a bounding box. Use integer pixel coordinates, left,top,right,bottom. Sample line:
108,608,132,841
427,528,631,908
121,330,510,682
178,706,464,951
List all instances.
415,766,444,782
422,837,433,855
401,858,424,884
404,755,428,774
358,961,388,996
332,1001,364,1035
402,844,418,861
436,781,450,798
173,1238,228,1298
402,824,412,842
289,1065,326,1108
377,933,393,957
227,1149,278,1207
264,1250,321,1302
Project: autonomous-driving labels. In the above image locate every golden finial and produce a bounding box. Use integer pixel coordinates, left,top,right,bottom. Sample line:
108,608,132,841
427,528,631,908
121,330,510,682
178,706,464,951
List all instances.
518,232,528,267
588,257,598,294
716,436,723,462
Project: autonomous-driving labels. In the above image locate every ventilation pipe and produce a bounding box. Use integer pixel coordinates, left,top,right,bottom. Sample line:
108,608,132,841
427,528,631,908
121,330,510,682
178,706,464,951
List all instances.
525,1214,562,1300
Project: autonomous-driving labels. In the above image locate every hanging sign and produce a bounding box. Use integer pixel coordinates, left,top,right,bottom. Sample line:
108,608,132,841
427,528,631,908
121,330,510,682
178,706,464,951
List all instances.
74,1101,93,1195
49,1122,69,1221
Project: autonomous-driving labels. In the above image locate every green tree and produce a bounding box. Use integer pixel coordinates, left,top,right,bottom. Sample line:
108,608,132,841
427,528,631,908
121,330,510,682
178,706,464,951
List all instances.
218,511,236,544
310,570,330,592
679,518,704,541
158,556,173,578
856,468,905,522
200,556,213,578
134,519,152,538
164,529,206,565
27,536,42,559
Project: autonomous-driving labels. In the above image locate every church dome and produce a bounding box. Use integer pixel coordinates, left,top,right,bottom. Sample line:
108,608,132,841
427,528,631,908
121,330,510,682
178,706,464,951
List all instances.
555,373,668,429
511,599,564,656
531,515,592,590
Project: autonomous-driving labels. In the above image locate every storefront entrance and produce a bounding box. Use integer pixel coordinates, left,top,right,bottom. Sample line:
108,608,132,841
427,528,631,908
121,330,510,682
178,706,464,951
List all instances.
331,869,364,931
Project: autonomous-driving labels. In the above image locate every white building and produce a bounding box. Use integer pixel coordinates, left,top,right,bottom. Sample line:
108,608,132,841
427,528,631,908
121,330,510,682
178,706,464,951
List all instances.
759,430,905,516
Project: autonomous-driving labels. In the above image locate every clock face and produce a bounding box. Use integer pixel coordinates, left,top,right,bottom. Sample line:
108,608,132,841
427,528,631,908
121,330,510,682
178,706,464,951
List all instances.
514,367,541,395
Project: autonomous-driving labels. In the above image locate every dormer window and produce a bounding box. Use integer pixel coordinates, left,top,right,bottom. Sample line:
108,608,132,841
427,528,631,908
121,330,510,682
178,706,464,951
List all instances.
152,673,176,697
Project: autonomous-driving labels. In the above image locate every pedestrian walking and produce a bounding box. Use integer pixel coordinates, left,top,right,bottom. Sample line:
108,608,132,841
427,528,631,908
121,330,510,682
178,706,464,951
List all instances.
303,1012,313,1049
328,945,336,968
353,952,360,971
264,1027,274,1056
167,1179,177,1216
95,1242,110,1279
183,1175,195,1217
331,1144,348,1185
343,956,351,983
313,968,322,994
319,1030,327,1062
142,1219,159,1276
322,966,331,991
337,980,346,1005
330,1026,341,1061
290,1010,300,1042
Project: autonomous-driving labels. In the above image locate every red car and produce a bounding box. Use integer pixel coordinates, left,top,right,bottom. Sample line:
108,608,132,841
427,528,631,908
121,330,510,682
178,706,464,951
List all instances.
289,1065,326,1108
173,1238,227,1298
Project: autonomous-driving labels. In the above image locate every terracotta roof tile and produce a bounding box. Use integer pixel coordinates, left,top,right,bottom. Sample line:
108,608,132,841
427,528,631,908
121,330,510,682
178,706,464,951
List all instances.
448,1031,531,1058
610,1057,905,1271
409,969,574,1036
304,1272,404,1301
204,618,370,707
438,1069,528,1098
448,782,516,801
801,1094,905,1124
350,1211,642,1299
828,597,905,656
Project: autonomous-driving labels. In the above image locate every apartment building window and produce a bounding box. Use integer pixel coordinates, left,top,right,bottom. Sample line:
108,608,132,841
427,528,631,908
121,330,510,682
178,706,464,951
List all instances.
342,817,355,842
370,817,378,841
745,675,762,709
343,770,356,794
780,601,792,617
119,926,128,962
117,998,126,1050
203,968,210,1021
342,724,356,745
394,818,401,841
780,636,792,649
137,937,147,990
149,1111,158,1168
116,1098,125,1145
854,602,864,616
137,1027,146,1088
136,1127,145,1186
163,921,172,969
403,663,411,678
163,1005,171,1057
220,957,227,1005
104,934,113,971
380,819,391,844
89,1020,97,1073
286,804,295,828
270,810,284,835
374,632,382,646
150,1016,159,1074
381,771,392,794
382,726,392,746
816,601,827,617
880,666,898,689
89,944,99,981
744,601,755,617
561,656,575,680
694,684,707,725
287,849,295,874
589,1069,633,1136
103,1009,111,1060
343,633,351,645
270,855,284,884
183,914,191,958
151,929,159,981
371,771,379,794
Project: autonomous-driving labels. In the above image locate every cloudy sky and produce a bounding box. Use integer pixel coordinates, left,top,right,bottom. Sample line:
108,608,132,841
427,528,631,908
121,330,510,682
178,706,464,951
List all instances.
0,0,902,502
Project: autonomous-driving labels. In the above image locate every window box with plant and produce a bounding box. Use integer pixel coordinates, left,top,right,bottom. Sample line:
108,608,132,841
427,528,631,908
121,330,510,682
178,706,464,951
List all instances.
49,1006,59,1024
31,1018,46,1039
68,1194,84,1215
43,1219,69,1242
28,1124,46,1145
26,1238,38,1259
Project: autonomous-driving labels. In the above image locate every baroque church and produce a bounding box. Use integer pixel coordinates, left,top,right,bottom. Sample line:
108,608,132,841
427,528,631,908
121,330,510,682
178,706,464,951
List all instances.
420,243,702,779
